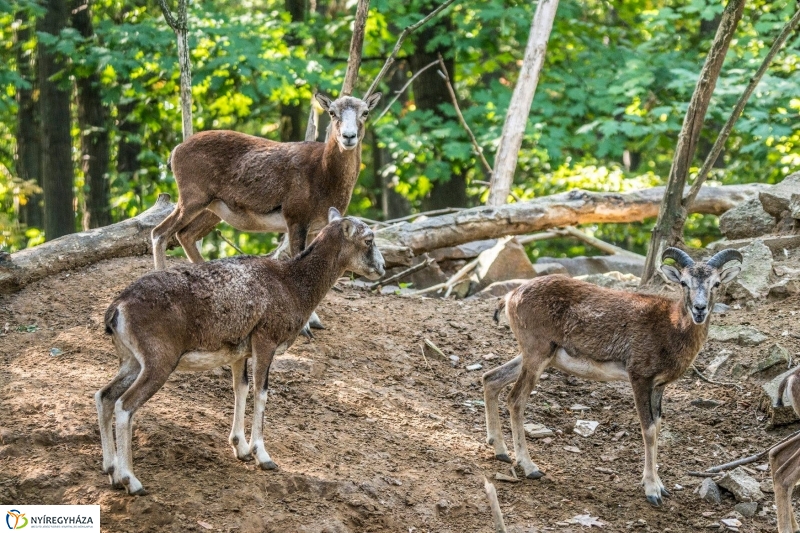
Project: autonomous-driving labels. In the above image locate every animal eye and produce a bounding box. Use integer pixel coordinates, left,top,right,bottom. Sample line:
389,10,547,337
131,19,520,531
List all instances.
680,281,688,287
362,111,369,117
713,281,721,288
365,238,373,247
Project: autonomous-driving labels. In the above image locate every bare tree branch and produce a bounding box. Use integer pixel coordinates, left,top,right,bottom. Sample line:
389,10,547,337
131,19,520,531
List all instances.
640,0,745,284
364,0,458,98
683,7,800,211
375,59,438,122
436,54,493,179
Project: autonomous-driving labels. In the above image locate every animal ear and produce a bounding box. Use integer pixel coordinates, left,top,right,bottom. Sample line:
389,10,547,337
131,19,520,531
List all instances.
328,207,342,223
366,92,381,110
315,92,333,111
340,219,358,239
659,264,683,284
720,266,741,283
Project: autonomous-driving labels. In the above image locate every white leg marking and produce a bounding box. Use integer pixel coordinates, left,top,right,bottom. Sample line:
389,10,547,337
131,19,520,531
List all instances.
95,389,116,474
249,389,276,470
228,358,251,460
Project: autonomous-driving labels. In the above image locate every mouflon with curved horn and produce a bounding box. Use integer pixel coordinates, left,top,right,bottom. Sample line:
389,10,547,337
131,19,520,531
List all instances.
482,247,742,506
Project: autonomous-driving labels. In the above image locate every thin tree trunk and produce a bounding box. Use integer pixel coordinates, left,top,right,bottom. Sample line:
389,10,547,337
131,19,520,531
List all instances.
487,0,559,206
116,100,143,208
73,0,111,229
13,11,43,229
640,0,745,285
341,0,369,96
375,64,411,219
280,0,306,142
38,0,75,240
158,0,193,140
410,5,467,210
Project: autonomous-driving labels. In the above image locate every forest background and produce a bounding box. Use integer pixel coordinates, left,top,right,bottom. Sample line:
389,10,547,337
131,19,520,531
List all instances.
0,0,798,261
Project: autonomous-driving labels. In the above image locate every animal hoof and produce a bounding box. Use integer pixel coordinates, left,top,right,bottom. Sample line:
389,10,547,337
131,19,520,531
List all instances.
238,453,253,462
660,487,671,497
111,479,124,490
259,460,278,471
646,494,662,507
495,453,512,464
526,470,545,480
129,487,148,496
300,327,314,339
103,465,114,475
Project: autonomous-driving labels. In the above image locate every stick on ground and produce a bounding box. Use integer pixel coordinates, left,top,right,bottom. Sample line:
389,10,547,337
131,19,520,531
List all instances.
690,429,800,475
483,476,508,533
691,364,743,390
368,255,434,290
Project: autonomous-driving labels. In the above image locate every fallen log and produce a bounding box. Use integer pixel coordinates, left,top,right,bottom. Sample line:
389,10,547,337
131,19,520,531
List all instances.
376,184,765,262
0,194,175,294
0,183,765,294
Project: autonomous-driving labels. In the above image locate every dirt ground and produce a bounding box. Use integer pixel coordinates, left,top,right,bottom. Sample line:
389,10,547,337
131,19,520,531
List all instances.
1,255,799,532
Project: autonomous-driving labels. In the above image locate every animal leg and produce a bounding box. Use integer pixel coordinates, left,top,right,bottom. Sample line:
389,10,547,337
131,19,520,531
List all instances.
632,380,669,506
177,210,221,263
506,352,552,479
482,355,522,462
150,199,208,270
95,354,140,480
769,432,800,533
228,357,252,461
113,355,172,496
248,331,278,470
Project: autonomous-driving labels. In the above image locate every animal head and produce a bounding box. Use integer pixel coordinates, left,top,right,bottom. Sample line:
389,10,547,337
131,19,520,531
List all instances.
659,247,743,325
315,92,382,151
327,207,385,280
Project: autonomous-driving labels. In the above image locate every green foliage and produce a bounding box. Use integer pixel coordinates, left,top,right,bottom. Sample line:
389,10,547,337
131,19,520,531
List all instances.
0,0,799,260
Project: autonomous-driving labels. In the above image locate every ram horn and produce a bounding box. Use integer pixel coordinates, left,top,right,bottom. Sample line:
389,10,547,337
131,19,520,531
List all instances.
661,247,695,268
706,249,744,269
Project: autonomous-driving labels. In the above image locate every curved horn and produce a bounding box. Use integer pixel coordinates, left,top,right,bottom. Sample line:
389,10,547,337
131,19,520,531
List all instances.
706,248,743,269
661,247,694,269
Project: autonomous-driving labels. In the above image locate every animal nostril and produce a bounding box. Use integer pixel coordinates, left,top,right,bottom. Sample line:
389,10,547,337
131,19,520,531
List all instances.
694,304,707,311
343,132,357,140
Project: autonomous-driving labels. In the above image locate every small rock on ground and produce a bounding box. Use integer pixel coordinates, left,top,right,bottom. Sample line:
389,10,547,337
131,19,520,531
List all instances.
698,477,721,504
717,467,765,502
734,502,758,517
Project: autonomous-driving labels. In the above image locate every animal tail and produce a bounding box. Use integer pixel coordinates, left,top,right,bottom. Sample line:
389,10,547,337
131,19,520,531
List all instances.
493,298,507,324
777,374,791,407
104,305,119,335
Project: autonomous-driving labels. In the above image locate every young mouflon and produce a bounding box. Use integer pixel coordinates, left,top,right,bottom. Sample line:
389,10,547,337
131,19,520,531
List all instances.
482,247,742,506
97,208,384,495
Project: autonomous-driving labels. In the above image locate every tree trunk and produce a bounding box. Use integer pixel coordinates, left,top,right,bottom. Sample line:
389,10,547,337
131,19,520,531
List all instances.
0,184,764,293
14,10,43,229
73,0,111,229
410,6,467,210
281,0,306,142
375,64,411,219
38,0,75,240
116,100,143,207
640,0,745,285
158,0,193,140
340,0,369,96
487,0,559,206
